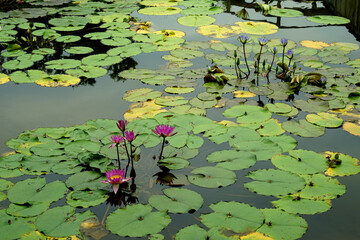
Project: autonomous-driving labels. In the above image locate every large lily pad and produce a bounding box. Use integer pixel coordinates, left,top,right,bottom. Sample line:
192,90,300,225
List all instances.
245,169,306,197
282,119,325,138
65,171,105,191
305,112,343,128
188,166,236,188
223,105,272,124
196,25,240,38
268,8,303,17
175,225,207,240
307,15,350,25
200,201,264,234
106,204,171,237
271,149,328,175
178,15,216,27
324,152,360,176
36,206,95,238
35,75,80,87
0,209,35,240
233,21,278,35
258,208,307,240
206,150,256,170
149,188,203,213
272,196,331,215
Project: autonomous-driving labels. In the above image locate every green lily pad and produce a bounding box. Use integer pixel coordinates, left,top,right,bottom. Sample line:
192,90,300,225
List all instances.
155,96,188,106
188,166,236,188
307,15,350,25
175,224,207,240
170,48,204,59
33,48,56,55
123,88,162,102
303,60,324,68
7,202,50,217
165,87,195,94
299,174,346,200
272,196,331,215
258,209,307,240
65,46,93,54
29,142,64,156
265,103,293,114
282,119,325,138
66,65,107,78
45,59,81,70
207,150,256,170
82,54,122,67
324,152,360,177
271,149,328,175
106,204,171,237
21,155,66,174
56,35,81,43
233,21,278,35
0,209,35,240
178,15,216,27
268,8,303,17
10,70,48,83
158,157,189,170
245,169,306,197
223,105,272,124
149,188,203,213
64,140,101,157
7,178,67,205
305,112,343,128
36,206,95,238
181,6,223,15
67,190,108,208
189,97,217,109
119,69,156,79
200,201,264,234
2,59,34,70
243,119,285,136
196,24,240,38
163,145,199,160
209,126,260,145
101,37,131,46
51,160,84,175
107,44,142,57
66,171,105,191
138,6,182,15
0,179,13,191
142,75,175,85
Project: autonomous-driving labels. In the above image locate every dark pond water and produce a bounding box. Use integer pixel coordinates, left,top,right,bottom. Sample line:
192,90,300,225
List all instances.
1,0,360,239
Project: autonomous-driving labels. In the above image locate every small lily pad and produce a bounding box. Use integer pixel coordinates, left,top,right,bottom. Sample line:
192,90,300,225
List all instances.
65,46,93,55
233,21,278,35
207,150,256,170
188,166,236,188
158,157,189,170
45,59,81,70
138,6,182,15
269,8,303,17
307,15,350,25
149,188,203,213
306,112,343,128
65,171,105,191
282,119,325,138
324,152,360,176
196,25,240,38
178,15,216,27
124,88,162,102
223,105,272,124
272,196,331,215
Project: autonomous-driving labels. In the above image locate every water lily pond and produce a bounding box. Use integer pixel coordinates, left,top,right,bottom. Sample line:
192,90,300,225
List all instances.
1,0,360,239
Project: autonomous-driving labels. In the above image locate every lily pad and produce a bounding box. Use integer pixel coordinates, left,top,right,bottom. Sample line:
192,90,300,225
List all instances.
0,209,35,240
65,46,93,55
188,166,236,188
65,171,105,191
258,208,307,240
223,105,272,124
35,74,80,87
67,190,108,208
158,157,189,170
181,6,223,15
0,73,10,85
200,201,264,234
123,88,162,102
2,59,34,70
271,149,328,175
149,188,203,213
45,59,81,70
307,15,350,25
299,174,346,200
155,96,188,106
269,8,303,18
178,15,216,27
343,121,360,137
233,21,278,35
245,169,306,197
196,25,240,38
138,6,182,15
7,202,50,217
272,196,331,215
36,206,95,238
106,204,171,237
324,152,360,176
282,119,325,138
175,225,207,240
66,66,107,78
82,54,122,67
207,150,256,170
119,69,156,79
300,40,330,49
306,112,343,128
7,177,67,205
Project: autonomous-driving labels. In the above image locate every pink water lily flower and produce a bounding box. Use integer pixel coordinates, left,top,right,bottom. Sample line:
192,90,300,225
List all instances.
101,169,131,194
116,120,127,132
109,135,124,149
152,125,177,137
125,130,136,142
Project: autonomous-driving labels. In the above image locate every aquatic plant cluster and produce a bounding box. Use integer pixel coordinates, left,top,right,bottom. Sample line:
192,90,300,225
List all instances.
1,0,360,239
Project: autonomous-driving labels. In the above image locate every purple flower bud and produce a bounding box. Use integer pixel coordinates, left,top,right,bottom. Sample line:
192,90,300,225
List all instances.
258,38,268,46
239,35,249,44
321,76,326,83
273,47,277,54
287,49,293,56
281,38,288,46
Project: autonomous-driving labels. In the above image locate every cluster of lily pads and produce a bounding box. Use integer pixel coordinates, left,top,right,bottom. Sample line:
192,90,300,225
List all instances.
1,0,360,239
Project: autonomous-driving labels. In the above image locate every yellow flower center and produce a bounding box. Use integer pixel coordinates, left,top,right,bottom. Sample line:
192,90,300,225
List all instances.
110,175,122,181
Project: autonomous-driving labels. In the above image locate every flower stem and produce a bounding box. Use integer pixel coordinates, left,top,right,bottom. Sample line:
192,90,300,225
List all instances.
116,145,120,169
282,45,285,72
256,45,263,74
243,44,250,76
159,137,166,160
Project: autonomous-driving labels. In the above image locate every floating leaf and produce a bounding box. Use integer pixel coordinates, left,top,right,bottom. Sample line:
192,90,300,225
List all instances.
200,201,264,234
138,6,181,15
233,21,278,35
10,70,47,84
282,119,325,138
271,149,328,175
163,145,198,160
324,152,360,176
196,25,240,38
119,69,156,79
35,74,80,87
65,46,93,55
272,196,331,215
45,59,81,70
67,190,108,208
7,177,67,205
307,15,350,25
66,66,107,78
234,90,256,98
0,73,10,85
56,35,81,43
82,54,122,67
123,88,162,102
65,171,105,191
299,174,346,200
305,112,343,128
300,40,330,49
181,6,223,15
245,169,306,197
343,121,360,137
155,96,188,106
149,188,203,213
175,224,207,240
258,209,307,240
158,157,189,170
206,150,256,170
178,16,216,27
2,59,34,70
223,105,272,124
36,206,95,238
188,166,236,188
0,209,35,240
106,204,171,237
7,202,50,217
268,8,303,17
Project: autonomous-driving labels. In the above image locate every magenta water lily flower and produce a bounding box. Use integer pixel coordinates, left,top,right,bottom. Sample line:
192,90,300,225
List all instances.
116,120,127,132
125,130,136,142
110,135,124,149
152,125,177,137
101,169,131,194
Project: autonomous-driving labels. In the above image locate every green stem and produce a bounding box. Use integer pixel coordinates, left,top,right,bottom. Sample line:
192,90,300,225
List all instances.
282,46,285,72
116,145,120,169
243,44,250,76
159,137,166,160
256,45,263,74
